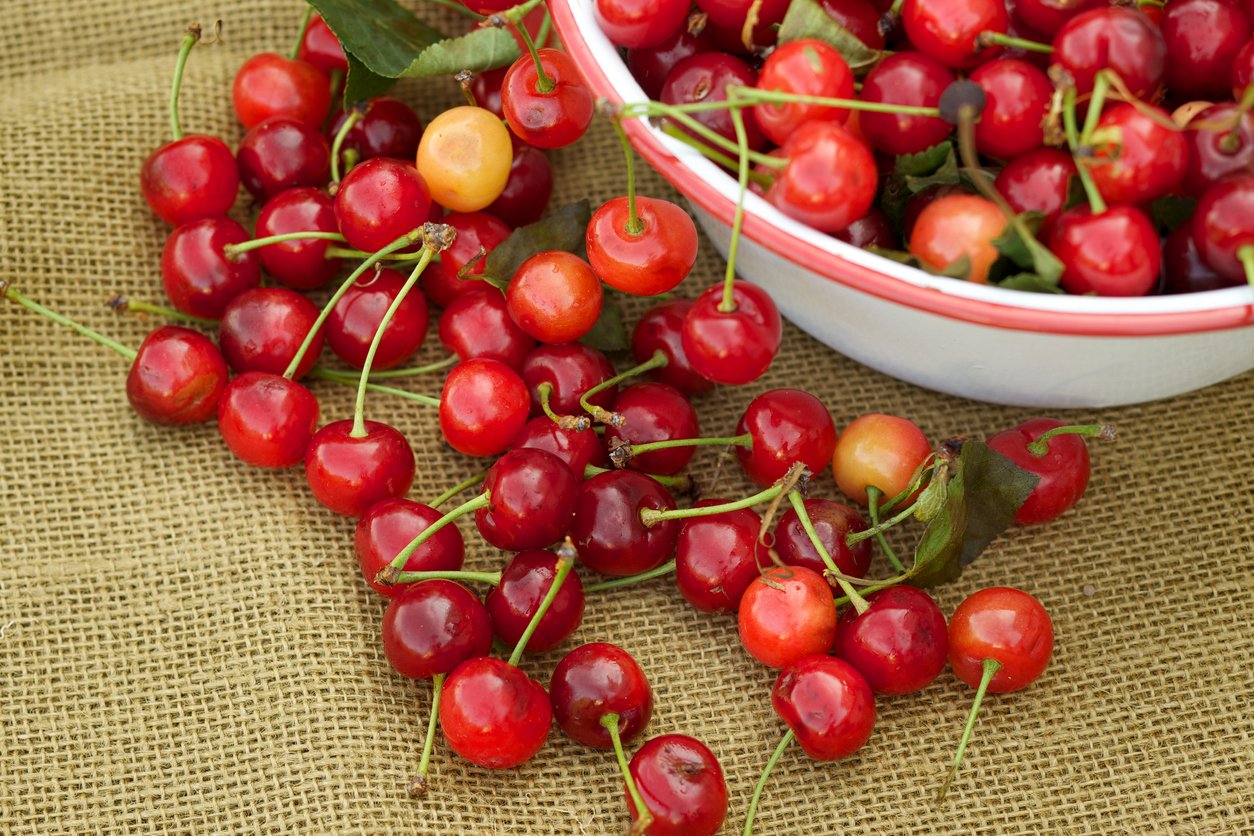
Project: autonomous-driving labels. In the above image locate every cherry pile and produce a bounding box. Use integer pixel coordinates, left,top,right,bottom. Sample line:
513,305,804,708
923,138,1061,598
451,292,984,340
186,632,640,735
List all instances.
2,3,1116,832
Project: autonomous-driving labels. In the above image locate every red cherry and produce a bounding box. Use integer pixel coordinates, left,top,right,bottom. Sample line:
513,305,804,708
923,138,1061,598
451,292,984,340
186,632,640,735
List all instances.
333,158,432,253
325,268,429,371
253,187,343,290
586,197,698,296
486,145,554,228
511,416,608,475
738,566,838,669
987,417,1092,525
626,26,717,100
218,287,322,379
297,13,348,75
438,284,536,370
1050,7,1166,98
771,655,876,759
858,52,955,155
901,183,973,245
422,211,512,307
969,58,1052,160
477,448,580,551
1183,105,1254,197
772,498,871,579
695,0,789,28
550,642,652,748
834,586,949,694
571,471,678,576
486,549,585,652
236,116,329,201
819,0,887,48
660,52,767,150
902,0,1009,68
681,280,781,386
161,218,260,319
1048,205,1162,296
439,358,531,457
327,97,423,162
506,251,604,343
631,299,715,396
735,388,837,487
304,420,416,516
521,342,618,415
753,40,855,146
605,382,700,476
1234,39,1254,98
1192,174,1254,281
440,656,552,768
232,53,330,129
501,49,595,149
768,121,878,234
1162,216,1240,293
596,0,690,48
993,148,1076,236
356,499,466,598
1087,104,1186,204
949,587,1054,692
216,372,319,468
834,207,899,250
1162,0,1252,99
674,501,769,613
1012,0,1102,35
126,325,228,425
628,735,728,836
140,136,239,226
382,580,492,679
832,413,932,508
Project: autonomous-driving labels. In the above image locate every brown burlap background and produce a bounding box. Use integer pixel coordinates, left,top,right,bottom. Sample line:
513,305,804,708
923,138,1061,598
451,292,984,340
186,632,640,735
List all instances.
2,2,1252,833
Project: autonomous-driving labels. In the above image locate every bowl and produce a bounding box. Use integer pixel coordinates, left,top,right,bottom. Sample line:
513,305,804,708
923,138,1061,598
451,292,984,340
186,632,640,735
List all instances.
549,0,1254,408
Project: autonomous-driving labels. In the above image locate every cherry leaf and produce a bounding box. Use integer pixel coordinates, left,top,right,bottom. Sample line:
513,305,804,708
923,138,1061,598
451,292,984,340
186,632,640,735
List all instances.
996,272,1065,293
1150,194,1196,234
307,0,443,77
483,200,593,286
776,0,883,73
343,52,396,104
404,27,520,77
992,211,1065,284
579,289,630,352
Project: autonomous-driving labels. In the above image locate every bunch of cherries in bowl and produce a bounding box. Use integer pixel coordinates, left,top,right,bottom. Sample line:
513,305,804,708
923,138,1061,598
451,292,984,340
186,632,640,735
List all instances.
2,2,1116,832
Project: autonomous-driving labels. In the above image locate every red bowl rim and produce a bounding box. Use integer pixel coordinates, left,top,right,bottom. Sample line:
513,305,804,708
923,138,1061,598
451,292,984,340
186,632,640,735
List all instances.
549,0,1254,338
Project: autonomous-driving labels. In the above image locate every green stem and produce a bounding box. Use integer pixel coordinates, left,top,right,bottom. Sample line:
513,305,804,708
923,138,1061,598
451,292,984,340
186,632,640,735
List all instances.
721,94,751,314
512,6,553,94
939,658,1002,800
4,286,137,360
427,0,485,16
641,481,781,527
168,28,200,141
611,118,645,236
291,5,314,61
109,297,217,325
584,465,692,492
786,492,869,614
314,355,457,381
622,433,752,459
627,103,785,169
1062,87,1108,215
428,469,488,507
393,569,502,586
583,559,676,593
410,673,445,796
1240,245,1254,292
308,367,442,407
330,107,363,184
1026,423,1113,456
324,245,429,261
603,713,652,831
658,123,776,188
225,231,348,259
380,493,491,581
507,555,574,665
536,381,591,431
579,350,666,426
833,573,913,608
1079,71,1111,145
847,489,916,549
738,86,941,118
864,487,906,573
742,729,795,836
977,31,1052,54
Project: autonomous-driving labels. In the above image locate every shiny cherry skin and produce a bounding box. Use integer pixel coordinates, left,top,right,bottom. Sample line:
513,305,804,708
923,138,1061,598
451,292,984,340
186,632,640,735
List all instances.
994,148,1076,236
297,13,348,74
834,586,948,694
140,136,239,226
753,39,855,146
681,280,782,386
126,325,229,425
627,26,717,99
1049,205,1162,296
833,413,932,508
506,251,604,344
596,0,690,48
486,549,586,652
772,498,871,579
1051,7,1166,98
586,197,698,297
439,358,531,457
987,417,1091,525
232,53,330,129
859,52,955,155
521,342,617,415
440,656,552,769
834,207,898,250
304,420,416,516
236,117,329,201
218,287,322,379
1183,105,1254,197
902,0,1009,68
819,0,886,48
1234,39,1254,98
949,586,1054,693
909,194,1007,284
423,211,512,307
769,122,877,234
605,382,700,476
327,97,423,162
674,501,769,613
901,184,972,245
550,642,652,748
1192,174,1254,281
738,566,838,669
253,187,342,290
1162,0,1252,98
969,58,1052,160
438,285,535,370
1162,217,1239,293
161,217,260,319
736,388,837,487
333,157,432,253
571,471,678,577
356,498,466,597
511,416,608,475
477,448,580,551
216,372,319,467
772,655,876,759
628,735,728,836
1088,104,1186,205
660,52,767,149
470,66,508,119
501,49,594,149
486,145,554,228
631,299,715,396
382,580,492,679
1013,0,1102,35
696,0,789,28
325,268,429,370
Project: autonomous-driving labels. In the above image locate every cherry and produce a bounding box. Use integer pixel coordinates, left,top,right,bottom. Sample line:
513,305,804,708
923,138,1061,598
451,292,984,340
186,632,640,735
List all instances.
627,25,717,100
506,251,604,344
439,357,531,457
993,148,1076,236
772,655,876,759
253,187,342,290
486,145,554,228
586,197,698,297
859,52,955,156
736,388,837,487
596,0,690,48
1162,0,1252,99
127,325,229,425
770,121,877,235
521,342,618,417
627,735,728,836
660,52,767,150
236,116,329,201
216,372,319,468
470,66,509,119
141,136,239,227
326,268,429,371
476,448,580,550
571,470,679,577
832,413,932,508
1050,7,1166,99
604,382,700,476
834,586,949,694
630,299,715,396
1087,104,1186,205
550,642,652,748
440,657,552,768
1048,205,1162,297
696,0,789,29
772,498,871,579
327,97,423,163
218,287,322,379
381,580,493,679
161,218,260,319
819,0,887,49
501,48,595,149
416,105,513,212
232,53,330,129
356,498,466,598
753,40,855,147
438,284,535,370
1235,40,1254,99
297,13,348,75
987,417,1093,525
738,566,838,669
834,207,898,250
333,157,432,253
1012,0,1102,35
511,416,608,475
675,502,769,613
422,211,512,307
969,58,1052,160
908,194,1007,284
1192,174,1254,282
1162,217,1240,293
901,184,972,245
486,549,585,652
1183,105,1254,196
304,419,416,516
902,0,1009,68
681,280,781,386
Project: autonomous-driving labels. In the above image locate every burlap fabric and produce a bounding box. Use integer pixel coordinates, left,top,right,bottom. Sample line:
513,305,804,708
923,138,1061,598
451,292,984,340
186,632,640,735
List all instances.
2,2,1251,833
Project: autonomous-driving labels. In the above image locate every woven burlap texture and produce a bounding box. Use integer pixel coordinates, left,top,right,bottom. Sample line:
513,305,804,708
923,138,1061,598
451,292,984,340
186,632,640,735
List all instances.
1,2,1252,833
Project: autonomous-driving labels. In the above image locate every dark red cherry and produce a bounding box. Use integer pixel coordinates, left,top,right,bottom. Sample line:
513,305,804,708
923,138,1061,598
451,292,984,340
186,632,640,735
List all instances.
1193,174,1254,281
771,655,875,760
631,299,715,396
439,656,552,769
695,0,789,29
477,448,580,551
969,58,1052,160
586,196,698,296
660,52,767,150
521,342,618,416
1012,0,1102,35
501,48,595,149
218,287,322,379
216,372,319,467
297,13,348,75
1183,105,1254,197
438,284,536,370
486,145,554,228
232,53,331,129
628,735,728,836
571,470,678,577
604,382,701,476
1235,39,1254,98
1050,7,1166,98
470,66,508,119
626,25,718,100
738,566,837,669
1048,205,1162,296
987,417,1092,524
161,218,260,319
550,642,653,748
1162,0,1252,98
439,357,531,457
253,187,343,290
675,501,770,613
1162,217,1240,293
736,388,837,487
422,211,512,307
681,280,782,386
333,157,432,253
819,0,887,49
140,136,239,226
859,52,955,155
993,148,1076,237
772,498,872,579
382,580,492,679
325,267,429,370
833,207,898,250
596,0,690,48
304,420,416,516
486,549,586,652
126,325,229,425
327,97,423,163
834,586,949,694
901,0,1009,68
356,498,466,598
1087,104,1186,204
511,416,608,475
236,117,330,201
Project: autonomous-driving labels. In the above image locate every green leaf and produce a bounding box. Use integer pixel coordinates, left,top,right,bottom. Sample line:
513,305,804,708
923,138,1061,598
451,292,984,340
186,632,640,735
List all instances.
866,248,971,280
404,26,521,77
579,289,629,352
1063,171,1087,211
992,211,1065,285
483,201,593,285
1151,194,1197,234
776,0,883,73
308,0,443,77
904,150,960,195
996,272,1066,293
343,52,395,104
894,142,953,178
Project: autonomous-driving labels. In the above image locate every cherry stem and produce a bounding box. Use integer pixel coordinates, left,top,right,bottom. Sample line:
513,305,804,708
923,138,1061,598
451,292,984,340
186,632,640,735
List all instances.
1062,87,1108,215
324,245,429,261
510,4,554,94
584,464,693,492
630,103,785,169
379,492,491,582
874,458,935,515
939,657,1002,800
1026,423,1114,456
658,123,776,188
955,104,1021,229
283,230,425,380
428,469,488,507
720,92,751,314
1079,71,1111,146
3,285,137,361
393,569,502,586
846,491,918,549
108,296,217,326
742,728,795,836
611,117,645,236
641,480,781,527
167,26,201,141
536,381,592,431
410,672,445,796
1239,245,1254,292
977,31,1051,54
864,487,906,573
583,559,677,593
428,0,485,17
617,433,752,468
291,5,314,61
330,107,363,184
602,713,653,831
314,354,457,381
506,553,574,666
225,231,348,258
785,491,870,614
660,87,942,119
309,367,442,407
579,349,667,427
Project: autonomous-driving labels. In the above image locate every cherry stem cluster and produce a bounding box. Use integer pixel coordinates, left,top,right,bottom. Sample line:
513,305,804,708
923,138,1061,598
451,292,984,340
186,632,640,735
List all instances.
580,349,667,426
865,487,906,573
1062,87,1108,215
657,123,775,188
536,381,592,431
